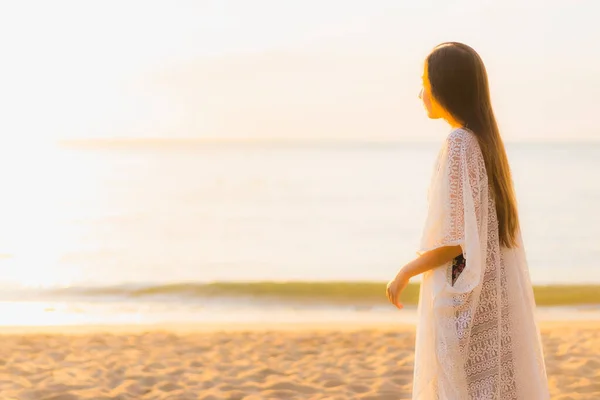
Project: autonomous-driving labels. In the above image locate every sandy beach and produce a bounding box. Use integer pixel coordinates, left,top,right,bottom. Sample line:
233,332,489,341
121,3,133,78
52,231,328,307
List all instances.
0,321,596,399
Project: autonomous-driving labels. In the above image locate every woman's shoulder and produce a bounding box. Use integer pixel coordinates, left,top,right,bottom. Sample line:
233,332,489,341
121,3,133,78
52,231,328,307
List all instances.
445,127,478,155
445,128,485,168
447,127,477,145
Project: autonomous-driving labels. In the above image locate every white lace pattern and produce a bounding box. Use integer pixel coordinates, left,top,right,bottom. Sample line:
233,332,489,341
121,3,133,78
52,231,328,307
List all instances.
413,128,549,399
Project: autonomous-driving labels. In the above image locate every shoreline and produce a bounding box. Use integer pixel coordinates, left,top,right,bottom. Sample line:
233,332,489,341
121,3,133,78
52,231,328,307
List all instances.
0,301,598,330
1,319,599,336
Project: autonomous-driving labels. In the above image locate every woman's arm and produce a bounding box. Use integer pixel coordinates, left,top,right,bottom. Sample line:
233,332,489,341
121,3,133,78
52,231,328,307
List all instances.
400,245,463,280
386,245,462,308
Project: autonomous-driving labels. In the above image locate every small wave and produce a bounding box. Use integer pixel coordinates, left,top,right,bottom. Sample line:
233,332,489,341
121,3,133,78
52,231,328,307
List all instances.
31,281,600,306
46,281,398,304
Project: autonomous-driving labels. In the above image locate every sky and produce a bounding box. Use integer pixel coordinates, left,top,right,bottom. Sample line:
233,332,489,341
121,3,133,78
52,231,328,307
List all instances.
0,0,598,144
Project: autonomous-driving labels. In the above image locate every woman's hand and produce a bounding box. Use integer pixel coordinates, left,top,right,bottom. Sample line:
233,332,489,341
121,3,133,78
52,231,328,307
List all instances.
386,270,410,309
385,246,462,309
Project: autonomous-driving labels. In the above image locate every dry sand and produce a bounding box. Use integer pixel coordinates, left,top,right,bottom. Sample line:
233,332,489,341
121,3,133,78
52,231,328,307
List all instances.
0,321,598,399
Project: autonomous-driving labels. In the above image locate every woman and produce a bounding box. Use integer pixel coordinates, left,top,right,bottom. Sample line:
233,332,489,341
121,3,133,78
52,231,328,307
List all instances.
386,42,549,399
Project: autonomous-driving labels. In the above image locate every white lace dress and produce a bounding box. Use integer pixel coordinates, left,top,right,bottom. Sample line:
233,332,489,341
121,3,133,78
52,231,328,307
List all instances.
413,128,549,399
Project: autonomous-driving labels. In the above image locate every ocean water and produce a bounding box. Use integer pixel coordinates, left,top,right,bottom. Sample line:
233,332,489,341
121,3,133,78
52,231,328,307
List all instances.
0,140,598,325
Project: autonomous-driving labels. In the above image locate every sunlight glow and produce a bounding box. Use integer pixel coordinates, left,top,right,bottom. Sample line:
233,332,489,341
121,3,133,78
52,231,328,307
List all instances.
0,1,597,297
0,1,597,143
0,144,107,288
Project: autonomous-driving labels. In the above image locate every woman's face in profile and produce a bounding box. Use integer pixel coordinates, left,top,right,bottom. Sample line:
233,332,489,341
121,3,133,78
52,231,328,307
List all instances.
419,62,441,120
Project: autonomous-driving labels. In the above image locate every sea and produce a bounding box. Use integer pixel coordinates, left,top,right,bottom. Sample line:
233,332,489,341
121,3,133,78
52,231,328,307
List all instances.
0,140,598,326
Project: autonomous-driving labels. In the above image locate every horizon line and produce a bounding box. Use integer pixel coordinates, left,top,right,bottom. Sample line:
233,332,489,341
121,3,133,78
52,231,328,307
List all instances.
57,137,600,147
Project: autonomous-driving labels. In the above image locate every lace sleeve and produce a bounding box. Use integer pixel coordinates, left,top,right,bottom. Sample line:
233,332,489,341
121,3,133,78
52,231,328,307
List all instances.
419,129,485,259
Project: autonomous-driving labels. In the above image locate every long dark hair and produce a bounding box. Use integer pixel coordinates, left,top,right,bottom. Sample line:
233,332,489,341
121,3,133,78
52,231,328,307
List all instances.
426,42,519,248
